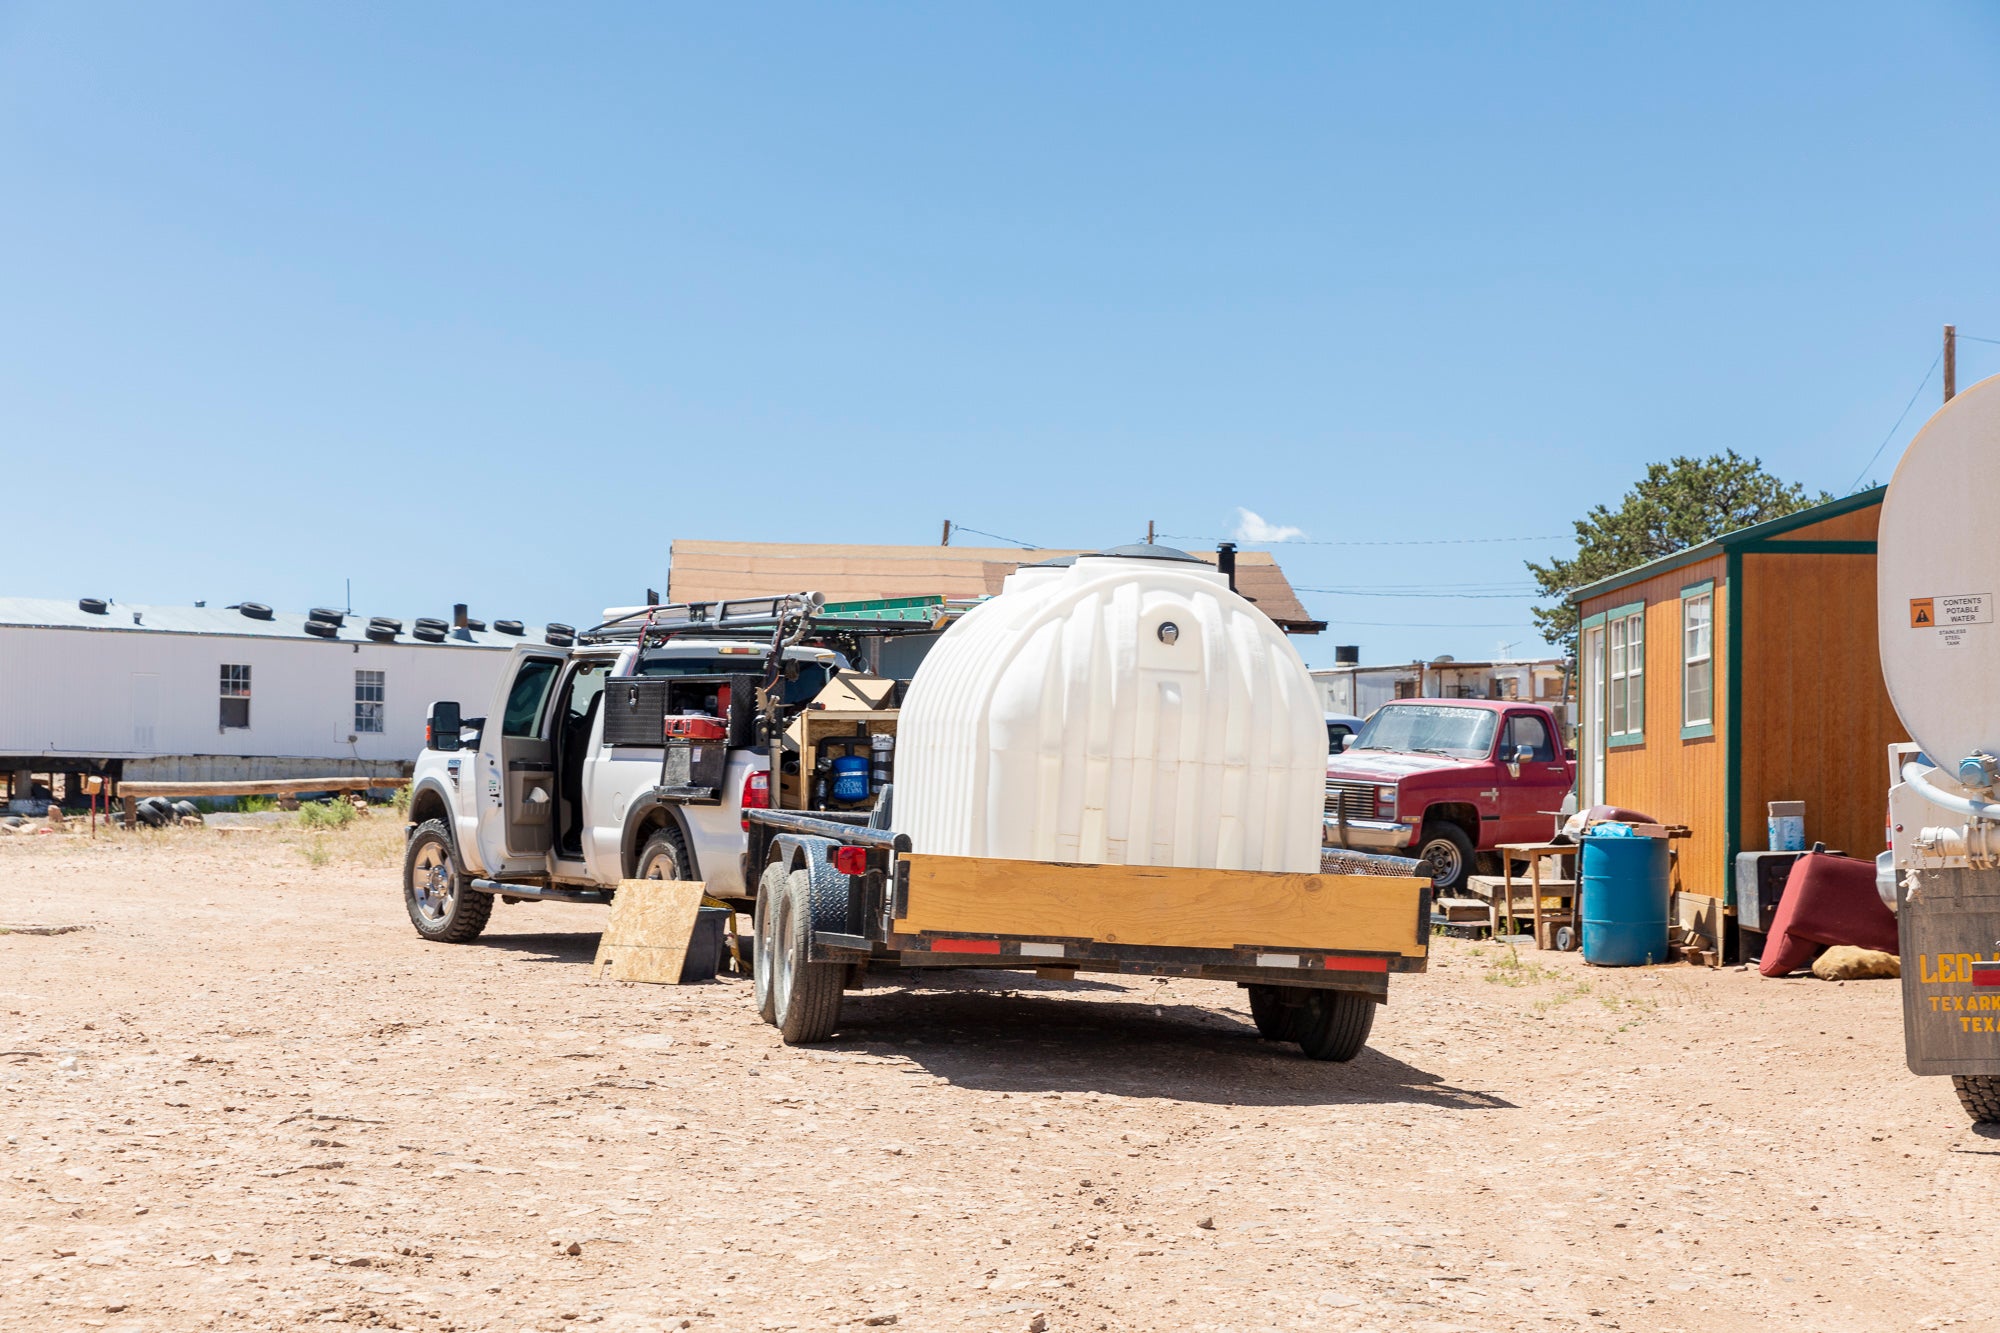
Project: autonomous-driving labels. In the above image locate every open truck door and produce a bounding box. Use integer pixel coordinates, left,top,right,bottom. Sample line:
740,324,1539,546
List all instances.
475,648,568,879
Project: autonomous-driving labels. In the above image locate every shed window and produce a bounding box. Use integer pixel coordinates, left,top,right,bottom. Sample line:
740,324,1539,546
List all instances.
219,664,251,730
1683,589,1714,733
355,670,385,735
1607,607,1643,742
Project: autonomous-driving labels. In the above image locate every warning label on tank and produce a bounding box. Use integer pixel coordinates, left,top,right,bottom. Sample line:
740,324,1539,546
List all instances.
1916,593,1993,647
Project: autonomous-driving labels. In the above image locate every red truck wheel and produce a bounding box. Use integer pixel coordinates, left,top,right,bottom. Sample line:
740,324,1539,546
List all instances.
1416,823,1475,892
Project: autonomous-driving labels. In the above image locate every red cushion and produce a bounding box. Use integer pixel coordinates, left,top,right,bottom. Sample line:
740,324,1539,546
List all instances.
1757,851,1898,977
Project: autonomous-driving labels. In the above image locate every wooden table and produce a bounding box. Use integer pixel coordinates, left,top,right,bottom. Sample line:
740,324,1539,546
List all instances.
1496,842,1579,948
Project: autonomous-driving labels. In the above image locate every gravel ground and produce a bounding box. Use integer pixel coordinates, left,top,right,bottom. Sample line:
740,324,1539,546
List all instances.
1,817,1996,1332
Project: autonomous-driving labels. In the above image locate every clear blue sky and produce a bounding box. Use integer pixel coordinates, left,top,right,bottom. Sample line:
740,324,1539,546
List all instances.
4,3,1998,667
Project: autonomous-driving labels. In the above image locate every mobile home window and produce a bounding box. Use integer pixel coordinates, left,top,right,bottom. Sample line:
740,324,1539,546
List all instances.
219,664,251,730
1607,605,1643,744
355,670,385,735
1683,585,1714,736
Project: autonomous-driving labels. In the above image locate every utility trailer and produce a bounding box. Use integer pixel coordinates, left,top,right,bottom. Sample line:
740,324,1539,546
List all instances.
742,805,1432,1060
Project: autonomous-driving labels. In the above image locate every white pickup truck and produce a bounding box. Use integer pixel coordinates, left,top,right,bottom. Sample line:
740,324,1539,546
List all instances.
400,610,848,942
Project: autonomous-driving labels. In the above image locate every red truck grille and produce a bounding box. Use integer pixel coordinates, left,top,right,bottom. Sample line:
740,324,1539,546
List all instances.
1325,780,1378,822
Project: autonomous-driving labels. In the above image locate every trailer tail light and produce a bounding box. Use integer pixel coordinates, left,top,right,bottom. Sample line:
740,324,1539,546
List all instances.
740,771,769,831
833,846,868,875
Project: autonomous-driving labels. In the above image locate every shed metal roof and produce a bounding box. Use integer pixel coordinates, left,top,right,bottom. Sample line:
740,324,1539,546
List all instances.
1566,487,1886,607
0,597,520,648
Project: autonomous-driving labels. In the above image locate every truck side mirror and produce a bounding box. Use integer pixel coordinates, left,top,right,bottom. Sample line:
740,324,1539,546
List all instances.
1508,743,1532,777
428,700,463,752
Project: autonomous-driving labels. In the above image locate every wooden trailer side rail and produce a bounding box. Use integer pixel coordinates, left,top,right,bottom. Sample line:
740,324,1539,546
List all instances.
890,853,1429,963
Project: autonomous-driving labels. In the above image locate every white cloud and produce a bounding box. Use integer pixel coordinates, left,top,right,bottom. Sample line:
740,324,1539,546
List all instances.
1231,507,1305,543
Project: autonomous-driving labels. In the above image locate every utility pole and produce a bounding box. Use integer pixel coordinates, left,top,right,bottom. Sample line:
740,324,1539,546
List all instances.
941,519,952,547
1146,519,1155,545
1945,324,1957,403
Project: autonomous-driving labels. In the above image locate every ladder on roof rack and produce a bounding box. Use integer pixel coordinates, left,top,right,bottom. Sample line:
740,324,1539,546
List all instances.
579,594,949,644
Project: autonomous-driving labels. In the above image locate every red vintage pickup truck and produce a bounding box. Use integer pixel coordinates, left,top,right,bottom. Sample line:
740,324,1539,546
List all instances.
1322,699,1575,891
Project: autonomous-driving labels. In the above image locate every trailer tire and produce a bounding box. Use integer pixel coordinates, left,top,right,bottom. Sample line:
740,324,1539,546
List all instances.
1953,1074,2000,1124
1247,985,1297,1041
1294,989,1376,1062
773,868,843,1044
752,860,790,1025
403,819,492,943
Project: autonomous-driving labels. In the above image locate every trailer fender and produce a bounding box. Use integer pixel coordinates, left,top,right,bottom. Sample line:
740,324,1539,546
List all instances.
764,834,851,946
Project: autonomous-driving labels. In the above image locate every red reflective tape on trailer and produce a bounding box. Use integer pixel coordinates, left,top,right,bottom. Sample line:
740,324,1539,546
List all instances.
931,938,1002,955
1973,964,2000,987
1320,956,1389,973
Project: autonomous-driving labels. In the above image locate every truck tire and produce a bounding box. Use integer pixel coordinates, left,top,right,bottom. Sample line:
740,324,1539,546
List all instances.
1247,984,1297,1041
1416,823,1475,894
772,867,843,1044
1293,989,1376,1062
403,819,492,943
752,860,790,1025
636,826,691,882
1953,1075,2000,1124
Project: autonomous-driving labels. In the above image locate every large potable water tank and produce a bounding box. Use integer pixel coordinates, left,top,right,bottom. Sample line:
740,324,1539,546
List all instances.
892,544,1327,871
1877,373,2000,768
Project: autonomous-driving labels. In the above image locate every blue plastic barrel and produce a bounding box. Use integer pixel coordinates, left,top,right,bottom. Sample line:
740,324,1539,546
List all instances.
1580,833,1670,966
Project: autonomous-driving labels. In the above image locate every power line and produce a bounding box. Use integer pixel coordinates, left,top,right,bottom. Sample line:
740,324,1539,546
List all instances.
946,522,1041,550
1848,350,1944,493
1158,531,1565,548
1296,588,1537,599
1956,332,2000,346
1321,619,1541,629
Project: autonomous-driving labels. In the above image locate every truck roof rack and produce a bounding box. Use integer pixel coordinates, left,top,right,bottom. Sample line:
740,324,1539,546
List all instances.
579,593,952,645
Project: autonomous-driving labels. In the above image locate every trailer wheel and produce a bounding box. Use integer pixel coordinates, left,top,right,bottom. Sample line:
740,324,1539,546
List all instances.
1247,985,1297,1041
1953,1075,2000,1124
1293,989,1376,1062
403,819,492,943
773,868,844,1044
752,860,790,1025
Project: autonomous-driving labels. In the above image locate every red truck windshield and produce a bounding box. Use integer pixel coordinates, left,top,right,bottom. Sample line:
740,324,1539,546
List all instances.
1352,704,1497,759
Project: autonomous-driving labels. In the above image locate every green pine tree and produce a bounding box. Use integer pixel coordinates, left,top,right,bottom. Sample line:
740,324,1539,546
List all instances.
1528,451,1831,658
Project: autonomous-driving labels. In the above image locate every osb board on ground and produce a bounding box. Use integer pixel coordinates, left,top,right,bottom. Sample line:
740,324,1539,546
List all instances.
592,878,706,984
894,854,1426,956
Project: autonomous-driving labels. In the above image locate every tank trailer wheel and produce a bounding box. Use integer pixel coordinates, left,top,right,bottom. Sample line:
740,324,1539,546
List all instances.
752,859,790,1025
772,867,844,1044
402,819,491,943
1953,1075,2000,1124
1247,984,1299,1041
1294,989,1377,1062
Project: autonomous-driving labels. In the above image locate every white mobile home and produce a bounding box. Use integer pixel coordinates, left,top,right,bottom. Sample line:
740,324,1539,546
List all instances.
0,597,536,798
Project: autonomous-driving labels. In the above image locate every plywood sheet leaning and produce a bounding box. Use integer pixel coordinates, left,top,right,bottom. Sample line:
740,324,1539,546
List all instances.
591,879,706,984
895,854,1427,957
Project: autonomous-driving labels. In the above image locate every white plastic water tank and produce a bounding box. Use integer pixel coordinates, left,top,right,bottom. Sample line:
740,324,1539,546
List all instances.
1877,372,2000,766
892,545,1327,871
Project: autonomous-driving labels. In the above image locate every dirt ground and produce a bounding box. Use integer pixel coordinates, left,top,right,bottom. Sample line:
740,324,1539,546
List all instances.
2,815,1997,1333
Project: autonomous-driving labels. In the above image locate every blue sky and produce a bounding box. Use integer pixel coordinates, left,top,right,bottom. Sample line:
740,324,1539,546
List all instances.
3,3,1997,667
